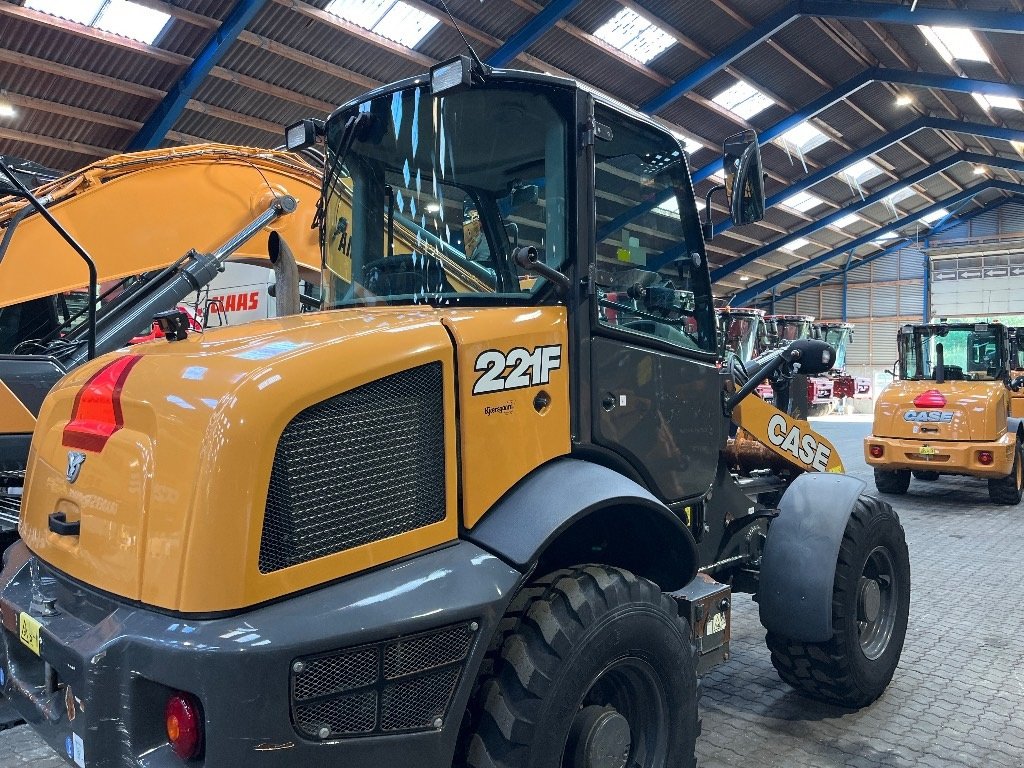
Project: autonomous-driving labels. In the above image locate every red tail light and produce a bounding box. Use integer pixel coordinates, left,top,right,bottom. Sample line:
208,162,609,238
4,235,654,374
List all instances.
978,451,994,466
869,445,884,458
165,691,203,760
62,355,142,452
913,390,947,409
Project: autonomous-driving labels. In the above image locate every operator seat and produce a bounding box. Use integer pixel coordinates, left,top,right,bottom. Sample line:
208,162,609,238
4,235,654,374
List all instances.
363,252,454,297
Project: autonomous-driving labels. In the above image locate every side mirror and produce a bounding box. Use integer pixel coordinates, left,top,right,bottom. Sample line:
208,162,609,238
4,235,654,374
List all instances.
723,130,765,226
510,184,539,209
1010,375,1024,392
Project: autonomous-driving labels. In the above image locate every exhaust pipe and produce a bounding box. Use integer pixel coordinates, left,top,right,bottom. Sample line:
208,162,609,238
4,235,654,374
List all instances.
268,231,300,317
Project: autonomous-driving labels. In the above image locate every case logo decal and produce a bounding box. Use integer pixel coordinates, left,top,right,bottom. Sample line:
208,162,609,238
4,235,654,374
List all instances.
473,345,562,395
767,414,832,472
66,451,87,484
903,410,954,423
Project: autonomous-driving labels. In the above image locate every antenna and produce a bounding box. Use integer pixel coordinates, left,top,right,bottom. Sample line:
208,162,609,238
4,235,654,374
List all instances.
437,0,489,74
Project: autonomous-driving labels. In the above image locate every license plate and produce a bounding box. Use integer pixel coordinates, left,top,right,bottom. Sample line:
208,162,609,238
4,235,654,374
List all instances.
18,612,41,656
919,445,938,456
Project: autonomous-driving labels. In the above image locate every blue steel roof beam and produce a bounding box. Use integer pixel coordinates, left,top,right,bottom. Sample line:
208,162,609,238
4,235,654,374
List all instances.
763,197,1022,304
127,0,269,151
596,72,1024,243
729,181,1022,305
706,152,1024,280
799,0,1024,34
486,0,584,67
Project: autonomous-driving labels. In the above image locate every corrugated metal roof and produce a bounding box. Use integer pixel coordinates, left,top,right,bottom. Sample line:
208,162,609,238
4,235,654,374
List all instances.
2,0,1021,299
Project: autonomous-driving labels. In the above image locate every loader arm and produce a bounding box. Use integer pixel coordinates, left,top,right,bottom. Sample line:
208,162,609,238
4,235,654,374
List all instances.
730,393,845,474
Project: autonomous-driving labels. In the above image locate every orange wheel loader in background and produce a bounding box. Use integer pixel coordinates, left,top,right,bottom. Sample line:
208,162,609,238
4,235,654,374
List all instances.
0,61,910,768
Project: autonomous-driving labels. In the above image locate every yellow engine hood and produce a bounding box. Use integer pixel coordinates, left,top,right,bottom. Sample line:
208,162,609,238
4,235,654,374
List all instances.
872,379,1009,442
19,309,460,612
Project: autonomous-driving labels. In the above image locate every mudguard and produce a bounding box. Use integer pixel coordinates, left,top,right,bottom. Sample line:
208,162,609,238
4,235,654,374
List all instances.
758,472,867,642
466,457,699,586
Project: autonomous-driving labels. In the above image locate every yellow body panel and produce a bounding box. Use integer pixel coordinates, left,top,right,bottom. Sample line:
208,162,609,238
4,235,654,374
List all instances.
731,394,845,473
440,307,571,527
866,378,1012,476
0,145,325,307
0,381,35,433
20,309,460,612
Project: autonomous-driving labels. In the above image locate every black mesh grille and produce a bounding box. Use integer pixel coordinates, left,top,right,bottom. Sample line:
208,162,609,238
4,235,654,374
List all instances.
294,647,378,702
293,691,377,737
290,622,477,739
259,363,446,573
383,623,473,679
380,667,461,731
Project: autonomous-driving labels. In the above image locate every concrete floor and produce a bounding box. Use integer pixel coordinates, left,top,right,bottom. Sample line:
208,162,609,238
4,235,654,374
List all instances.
2,417,1023,766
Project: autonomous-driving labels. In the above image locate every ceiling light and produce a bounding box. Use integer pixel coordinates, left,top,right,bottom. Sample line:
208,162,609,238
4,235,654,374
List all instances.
594,8,675,65
712,80,776,121
918,26,990,64
739,275,750,281
973,166,987,175
895,94,913,106
425,202,440,213
775,122,829,153
325,0,439,49
0,103,16,119
781,191,826,214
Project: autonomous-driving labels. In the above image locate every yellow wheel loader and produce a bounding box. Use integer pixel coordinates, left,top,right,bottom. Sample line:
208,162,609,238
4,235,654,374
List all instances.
0,61,910,768
865,321,1024,504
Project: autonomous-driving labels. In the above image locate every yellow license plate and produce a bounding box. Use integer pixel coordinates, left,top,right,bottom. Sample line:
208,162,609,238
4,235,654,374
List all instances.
919,446,938,456
18,612,41,656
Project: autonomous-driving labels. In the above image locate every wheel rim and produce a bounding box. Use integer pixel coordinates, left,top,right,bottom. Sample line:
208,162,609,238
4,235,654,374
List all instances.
562,658,669,768
857,546,899,660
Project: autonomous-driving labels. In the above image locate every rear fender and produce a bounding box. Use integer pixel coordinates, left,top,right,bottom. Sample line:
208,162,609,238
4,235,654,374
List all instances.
758,472,866,642
1008,417,1023,441
465,458,699,591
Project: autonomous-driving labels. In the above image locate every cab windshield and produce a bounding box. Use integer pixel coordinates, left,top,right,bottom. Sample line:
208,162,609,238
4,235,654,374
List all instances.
720,313,763,362
900,325,1005,381
819,326,851,369
320,82,572,308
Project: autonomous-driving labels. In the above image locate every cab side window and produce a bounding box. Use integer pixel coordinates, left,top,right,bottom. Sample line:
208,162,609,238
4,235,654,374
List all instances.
593,108,714,353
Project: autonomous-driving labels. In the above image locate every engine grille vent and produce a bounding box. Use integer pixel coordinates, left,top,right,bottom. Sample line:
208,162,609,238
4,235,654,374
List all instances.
290,622,477,740
259,363,446,573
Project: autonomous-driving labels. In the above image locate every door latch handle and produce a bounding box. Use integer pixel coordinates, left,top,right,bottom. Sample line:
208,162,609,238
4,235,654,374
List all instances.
48,511,80,536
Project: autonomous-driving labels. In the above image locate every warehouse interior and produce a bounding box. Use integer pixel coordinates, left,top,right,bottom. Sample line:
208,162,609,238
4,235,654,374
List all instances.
1,1,1023,767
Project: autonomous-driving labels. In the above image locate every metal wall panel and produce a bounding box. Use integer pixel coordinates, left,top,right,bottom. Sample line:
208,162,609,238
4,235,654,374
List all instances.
774,296,797,314
846,322,871,365
872,253,900,282
847,285,871,318
1002,202,1024,233
899,247,925,279
872,285,899,316
821,284,843,318
871,322,900,368
898,284,924,317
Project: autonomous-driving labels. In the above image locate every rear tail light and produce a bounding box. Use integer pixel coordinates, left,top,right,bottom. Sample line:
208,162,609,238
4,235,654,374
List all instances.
165,691,203,760
869,445,884,458
62,355,142,452
978,451,994,466
913,389,947,408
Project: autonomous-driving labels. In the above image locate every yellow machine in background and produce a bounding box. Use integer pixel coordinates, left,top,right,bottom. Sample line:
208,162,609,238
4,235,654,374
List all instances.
865,321,1023,503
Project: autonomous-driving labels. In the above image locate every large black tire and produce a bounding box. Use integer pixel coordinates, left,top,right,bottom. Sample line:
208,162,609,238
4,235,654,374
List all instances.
464,566,699,768
988,440,1023,505
911,470,939,482
873,468,910,495
766,494,911,708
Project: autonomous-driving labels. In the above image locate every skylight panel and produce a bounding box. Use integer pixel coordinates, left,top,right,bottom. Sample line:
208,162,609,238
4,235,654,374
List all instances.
919,26,990,64
25,0,104,25
712,81,776,120
781,237,810,251
94,0,170,44
325,0,438,48
920,208,949,225
839,158,884,185
671,131,704,156
874,231,898,243
781,191,826,214
833,213,862,229
25,0,169,43
886,186,916,205
654,196,679,218
594,8,675,65
775,122,829,154
973,93,1022,112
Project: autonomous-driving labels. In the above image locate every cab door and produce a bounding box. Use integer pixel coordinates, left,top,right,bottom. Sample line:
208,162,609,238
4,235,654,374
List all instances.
585,106,725,503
